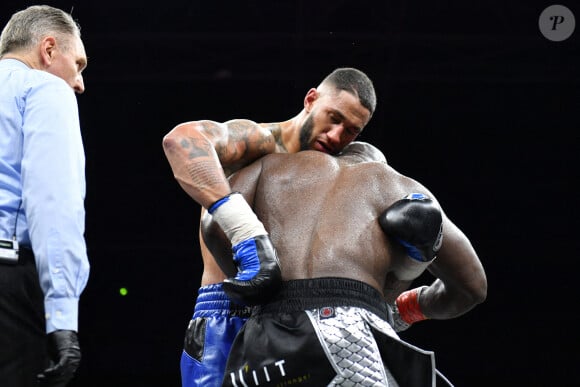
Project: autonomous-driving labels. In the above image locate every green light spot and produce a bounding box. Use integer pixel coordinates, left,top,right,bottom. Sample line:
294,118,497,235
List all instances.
119,287,128,296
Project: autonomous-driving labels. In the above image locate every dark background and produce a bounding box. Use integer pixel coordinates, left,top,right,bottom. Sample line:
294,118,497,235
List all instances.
2,1,579,386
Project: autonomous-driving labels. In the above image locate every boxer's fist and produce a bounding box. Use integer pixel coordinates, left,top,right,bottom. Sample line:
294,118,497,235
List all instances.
223,234,282,305
391,286,428,332
379,193,443,262
209,192,282,305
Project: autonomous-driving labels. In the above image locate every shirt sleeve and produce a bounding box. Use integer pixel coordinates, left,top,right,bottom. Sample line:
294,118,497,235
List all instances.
21,75,90,333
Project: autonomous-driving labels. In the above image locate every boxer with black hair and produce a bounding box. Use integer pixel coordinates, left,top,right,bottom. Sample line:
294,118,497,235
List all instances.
164,68,378,386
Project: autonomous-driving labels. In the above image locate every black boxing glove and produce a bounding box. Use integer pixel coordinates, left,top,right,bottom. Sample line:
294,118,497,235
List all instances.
379,193,443,279
37,330,81,386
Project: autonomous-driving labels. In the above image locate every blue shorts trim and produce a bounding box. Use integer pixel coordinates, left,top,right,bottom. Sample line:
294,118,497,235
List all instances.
181,283,250,387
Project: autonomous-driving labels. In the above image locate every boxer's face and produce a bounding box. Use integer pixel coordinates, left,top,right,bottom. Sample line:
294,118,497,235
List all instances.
300,89,371,154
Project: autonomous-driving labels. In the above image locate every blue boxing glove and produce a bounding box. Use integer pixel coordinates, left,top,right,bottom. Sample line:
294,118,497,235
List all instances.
209,192,281,305
379,193,443,280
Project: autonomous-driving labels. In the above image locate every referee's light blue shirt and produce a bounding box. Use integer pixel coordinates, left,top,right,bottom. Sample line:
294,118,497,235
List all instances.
0,59,90,333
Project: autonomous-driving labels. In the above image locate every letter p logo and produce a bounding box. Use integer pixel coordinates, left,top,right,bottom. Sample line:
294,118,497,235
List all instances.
539,5,575,41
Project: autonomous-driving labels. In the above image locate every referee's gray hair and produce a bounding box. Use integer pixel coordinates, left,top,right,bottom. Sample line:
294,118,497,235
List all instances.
0,5,81,57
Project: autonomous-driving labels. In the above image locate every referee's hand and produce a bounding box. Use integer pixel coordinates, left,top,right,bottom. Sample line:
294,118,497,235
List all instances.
37,330,81,386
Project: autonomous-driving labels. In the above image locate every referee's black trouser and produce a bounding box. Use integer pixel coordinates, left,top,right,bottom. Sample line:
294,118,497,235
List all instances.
0,248,48,387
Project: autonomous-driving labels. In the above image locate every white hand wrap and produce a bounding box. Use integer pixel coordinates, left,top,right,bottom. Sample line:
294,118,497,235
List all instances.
209,193,267,246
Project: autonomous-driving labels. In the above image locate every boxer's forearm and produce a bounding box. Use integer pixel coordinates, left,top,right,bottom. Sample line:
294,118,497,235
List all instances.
162,122,231,209
419,278,486,320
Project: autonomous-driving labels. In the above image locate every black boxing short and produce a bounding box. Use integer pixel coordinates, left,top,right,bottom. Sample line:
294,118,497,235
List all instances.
222,277,436,386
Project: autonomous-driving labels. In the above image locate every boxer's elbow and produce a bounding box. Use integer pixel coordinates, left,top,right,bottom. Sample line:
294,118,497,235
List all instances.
163,124,187,153
448,271,488,316
464,272,488,308
162,134,176,154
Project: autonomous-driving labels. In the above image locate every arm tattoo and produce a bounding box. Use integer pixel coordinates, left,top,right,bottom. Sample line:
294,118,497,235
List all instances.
186,160,224,188
265,123,287,152
221,120,276,160
180,137,212,160
200,121,223,138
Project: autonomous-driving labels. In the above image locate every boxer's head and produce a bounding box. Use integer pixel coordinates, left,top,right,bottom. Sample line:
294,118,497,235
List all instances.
299,68,376,155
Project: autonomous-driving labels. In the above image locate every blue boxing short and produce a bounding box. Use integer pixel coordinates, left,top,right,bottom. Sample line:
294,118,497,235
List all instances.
180,283,251,387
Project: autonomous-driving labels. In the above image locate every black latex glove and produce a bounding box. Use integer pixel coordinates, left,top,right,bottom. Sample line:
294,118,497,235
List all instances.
37,330,81,386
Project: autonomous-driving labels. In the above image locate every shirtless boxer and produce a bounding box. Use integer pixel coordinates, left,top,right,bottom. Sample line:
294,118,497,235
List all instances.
201,142,487,386
163,68,378,386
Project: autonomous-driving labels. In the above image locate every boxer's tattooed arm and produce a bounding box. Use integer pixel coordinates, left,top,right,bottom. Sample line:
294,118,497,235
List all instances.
177,137,225,189
199,121,223,140
174,119,278,179
223,120,276,157
179,137,211,159
186,160,225,189
263,123,288,153
203,119,277,175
